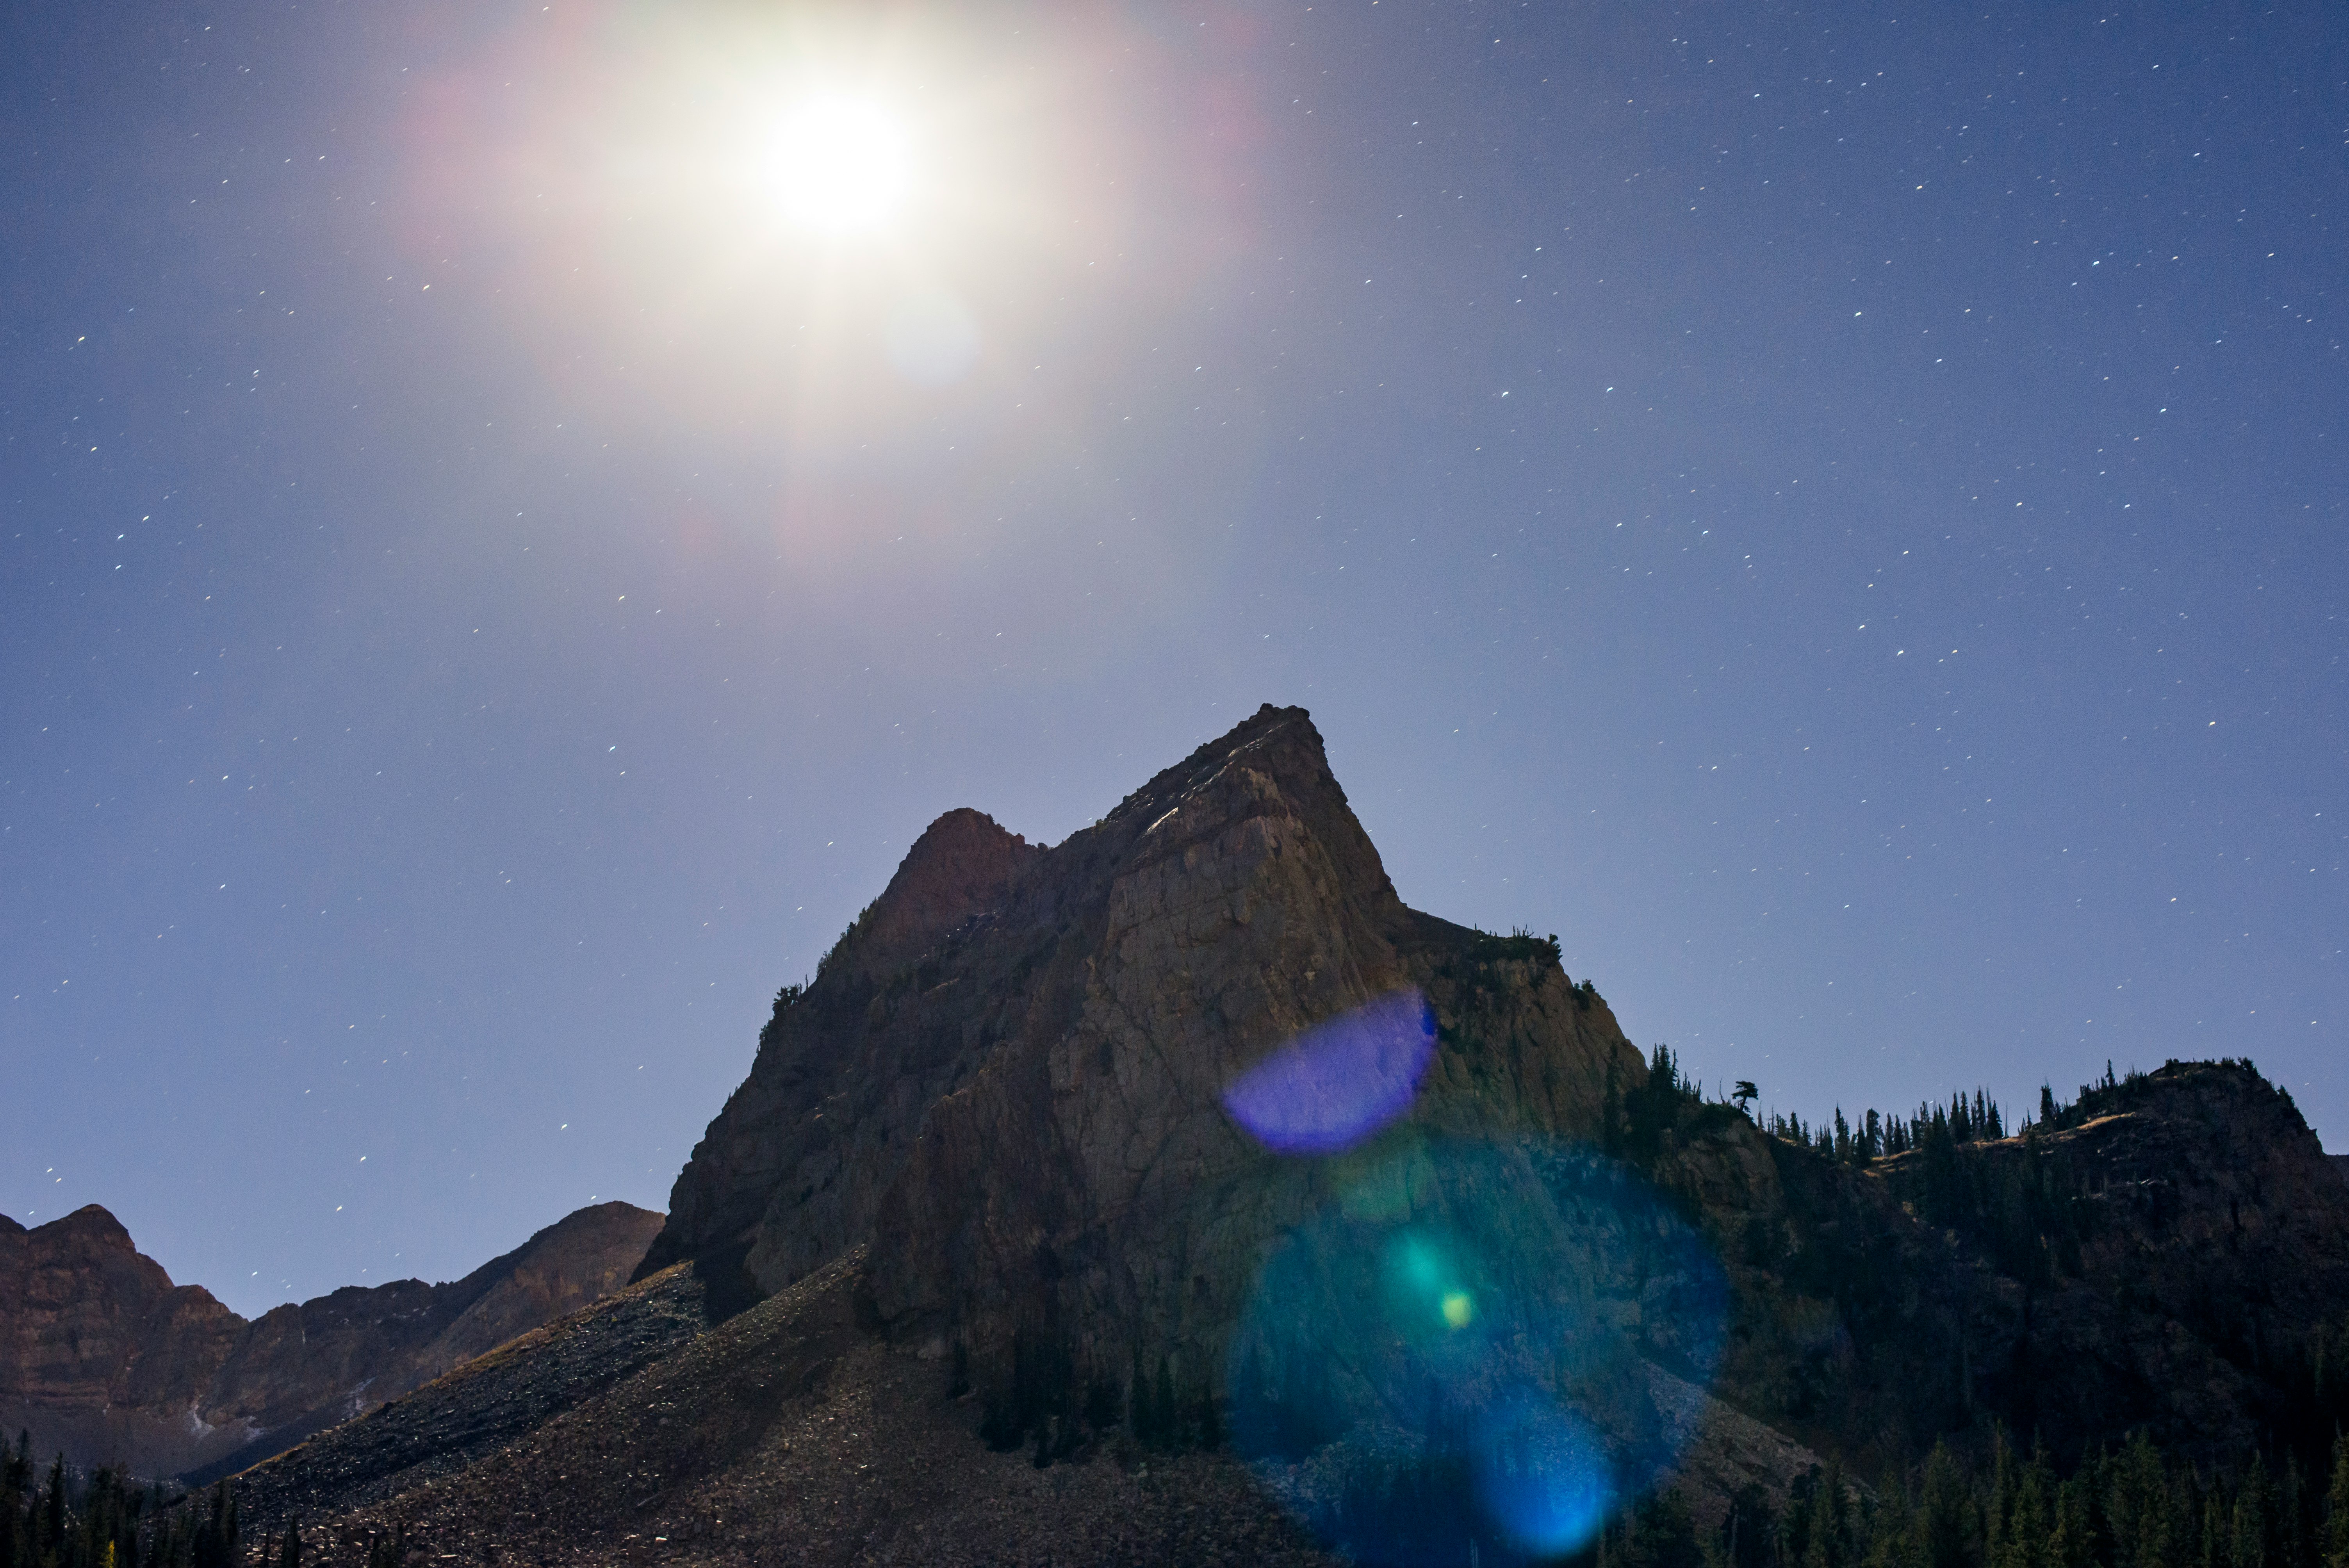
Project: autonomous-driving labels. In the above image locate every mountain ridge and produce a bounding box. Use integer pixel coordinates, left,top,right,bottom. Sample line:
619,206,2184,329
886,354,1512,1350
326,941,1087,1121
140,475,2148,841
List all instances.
0,1199,662,1480
36,706,2348,1564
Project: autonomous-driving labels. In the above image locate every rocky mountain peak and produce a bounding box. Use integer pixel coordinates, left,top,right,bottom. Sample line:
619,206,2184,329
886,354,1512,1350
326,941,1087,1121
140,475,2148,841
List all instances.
639,704,1641,1395
46,1204,139,1244
834,807,1041,980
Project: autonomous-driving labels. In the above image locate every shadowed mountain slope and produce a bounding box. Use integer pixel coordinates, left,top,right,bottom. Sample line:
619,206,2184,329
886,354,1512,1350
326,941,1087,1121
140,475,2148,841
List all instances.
0,1201,662,1479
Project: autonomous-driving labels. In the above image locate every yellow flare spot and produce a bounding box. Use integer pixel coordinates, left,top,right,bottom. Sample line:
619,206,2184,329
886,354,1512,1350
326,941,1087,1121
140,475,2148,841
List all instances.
1442,1292,1475,1329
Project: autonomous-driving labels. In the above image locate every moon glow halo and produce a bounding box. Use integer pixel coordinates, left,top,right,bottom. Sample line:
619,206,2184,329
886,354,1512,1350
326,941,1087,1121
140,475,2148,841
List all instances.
762,95,915,236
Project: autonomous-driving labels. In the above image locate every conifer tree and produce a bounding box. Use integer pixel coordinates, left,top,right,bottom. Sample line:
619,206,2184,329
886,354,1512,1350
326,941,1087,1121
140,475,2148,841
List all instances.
2051,1470,2095,1568
1804,1462,1850,1568
2234,1454,2271,1568
2281,1456,2306,1568
2322,1438,2349,1568
1999,1443,2055,1568
0,1431,23,1568
41,1455,66,1557
1987,1428,2018,1568
1922,1442,1975,1568
280,1519,302,1568
1864,1476,1922,1568
2172,1465,2208,1568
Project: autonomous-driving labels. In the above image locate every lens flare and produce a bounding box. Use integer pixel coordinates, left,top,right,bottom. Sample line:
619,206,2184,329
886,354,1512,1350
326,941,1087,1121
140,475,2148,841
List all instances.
882,292,982,384
1221,988,1436,1155
1228,1137,1728,1566
1474,1392,1616,1557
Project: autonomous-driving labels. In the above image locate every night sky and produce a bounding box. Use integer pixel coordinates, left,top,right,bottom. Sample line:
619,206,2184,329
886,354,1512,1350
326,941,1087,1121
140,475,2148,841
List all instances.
5,0,2343,1317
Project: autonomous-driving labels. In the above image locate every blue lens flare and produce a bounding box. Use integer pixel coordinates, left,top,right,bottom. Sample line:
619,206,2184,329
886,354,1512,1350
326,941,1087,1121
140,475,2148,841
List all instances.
1474,1390,1615,1557
1221,988,1437,1155
1228,1137,1727,1566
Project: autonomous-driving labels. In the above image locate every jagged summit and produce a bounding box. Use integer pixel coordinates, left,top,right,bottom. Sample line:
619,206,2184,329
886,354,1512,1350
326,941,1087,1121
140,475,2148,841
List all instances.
833,807,1042,982
24,1203,140,1243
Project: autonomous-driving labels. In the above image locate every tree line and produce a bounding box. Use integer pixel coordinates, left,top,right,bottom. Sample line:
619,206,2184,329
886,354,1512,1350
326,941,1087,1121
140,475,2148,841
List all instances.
1757,1058,2281,1175
1669,1428,2349,1568
0,1437,305,1568
966,1330,1223,1468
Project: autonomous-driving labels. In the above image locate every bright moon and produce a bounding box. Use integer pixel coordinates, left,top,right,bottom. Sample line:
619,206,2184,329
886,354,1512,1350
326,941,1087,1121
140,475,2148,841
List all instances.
763,95,914,235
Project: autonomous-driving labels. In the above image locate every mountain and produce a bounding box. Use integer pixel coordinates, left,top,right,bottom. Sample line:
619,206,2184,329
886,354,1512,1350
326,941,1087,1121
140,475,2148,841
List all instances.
125,707,2349,1564
638,704,1641,1391
1636,1057,2349,1475
0,1200,662,1479
1869,1060,2349,1459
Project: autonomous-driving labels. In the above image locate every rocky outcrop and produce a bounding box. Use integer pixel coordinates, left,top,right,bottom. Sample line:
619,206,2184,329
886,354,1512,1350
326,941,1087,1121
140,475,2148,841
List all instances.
634,808,1045,1304
639,705,1646,1387
1595,1060,2349,1475
1866,1061,2349,1463
0,1200,662,1478
0,1206,247,1469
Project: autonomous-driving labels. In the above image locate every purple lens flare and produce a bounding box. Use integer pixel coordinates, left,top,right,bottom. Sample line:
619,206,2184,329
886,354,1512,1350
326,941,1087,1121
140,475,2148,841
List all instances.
1221,987,1438,1155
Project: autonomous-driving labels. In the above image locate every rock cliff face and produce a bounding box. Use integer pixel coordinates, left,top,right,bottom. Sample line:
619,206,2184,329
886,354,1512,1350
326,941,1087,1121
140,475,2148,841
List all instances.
640,705,1645,1384
0,1200,662,1478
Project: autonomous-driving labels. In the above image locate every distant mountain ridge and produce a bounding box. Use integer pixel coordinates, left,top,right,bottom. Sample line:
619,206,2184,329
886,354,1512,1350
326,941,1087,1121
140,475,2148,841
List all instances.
0,1200,661,1479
